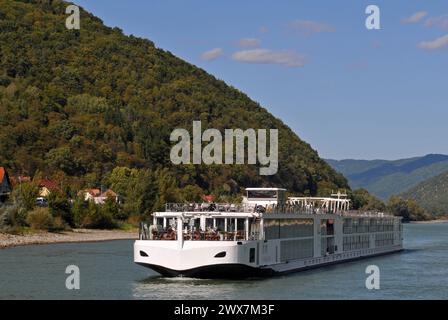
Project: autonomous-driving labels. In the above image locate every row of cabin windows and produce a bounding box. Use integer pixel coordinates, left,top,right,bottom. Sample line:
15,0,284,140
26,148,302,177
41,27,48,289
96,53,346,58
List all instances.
343,218,398,234
343,235,370,251
375,233,395,247
264,219,314,240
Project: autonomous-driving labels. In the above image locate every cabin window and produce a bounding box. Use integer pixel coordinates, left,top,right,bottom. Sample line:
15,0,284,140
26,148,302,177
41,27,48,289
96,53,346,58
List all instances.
205,218,214,229
321,219,334,236
247,190,277,199
249,248,256,263
215,218,225,232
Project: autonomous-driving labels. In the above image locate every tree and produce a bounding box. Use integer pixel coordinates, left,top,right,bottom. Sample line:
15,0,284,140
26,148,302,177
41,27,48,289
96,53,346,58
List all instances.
72,195,88,228
48,191,73,226
102,194,123,220
387,196,429,222
11,181,39,212
349,189,386,211
45,147,81,176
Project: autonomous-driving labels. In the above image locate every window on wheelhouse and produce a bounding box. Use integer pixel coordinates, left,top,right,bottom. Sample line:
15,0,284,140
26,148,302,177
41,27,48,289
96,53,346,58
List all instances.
247,190,277,199
246,189,286,205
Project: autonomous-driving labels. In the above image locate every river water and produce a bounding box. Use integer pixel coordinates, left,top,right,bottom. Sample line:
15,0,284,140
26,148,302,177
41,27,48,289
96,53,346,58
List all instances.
1,223,447,300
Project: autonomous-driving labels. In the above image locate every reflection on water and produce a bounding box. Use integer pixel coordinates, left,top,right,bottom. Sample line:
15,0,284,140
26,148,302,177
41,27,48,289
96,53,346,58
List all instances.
1,223,448,299
133,276,263,300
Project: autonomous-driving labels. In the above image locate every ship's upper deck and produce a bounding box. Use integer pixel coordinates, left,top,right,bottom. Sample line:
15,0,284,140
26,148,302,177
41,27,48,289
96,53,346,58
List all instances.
154,189,394,218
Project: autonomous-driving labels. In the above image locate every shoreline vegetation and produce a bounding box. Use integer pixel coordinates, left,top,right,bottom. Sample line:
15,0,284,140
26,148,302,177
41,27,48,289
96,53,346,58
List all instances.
0,228,138,249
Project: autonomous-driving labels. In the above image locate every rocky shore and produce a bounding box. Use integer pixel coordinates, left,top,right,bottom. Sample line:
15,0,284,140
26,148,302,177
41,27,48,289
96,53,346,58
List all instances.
0,229,138,249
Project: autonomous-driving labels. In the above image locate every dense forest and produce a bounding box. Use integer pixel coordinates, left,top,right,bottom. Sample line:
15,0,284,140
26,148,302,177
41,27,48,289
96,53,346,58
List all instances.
0,0,348,198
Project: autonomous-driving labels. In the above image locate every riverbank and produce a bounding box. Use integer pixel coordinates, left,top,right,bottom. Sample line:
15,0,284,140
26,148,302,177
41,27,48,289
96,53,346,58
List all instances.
0,229,138,249
410,219,448,224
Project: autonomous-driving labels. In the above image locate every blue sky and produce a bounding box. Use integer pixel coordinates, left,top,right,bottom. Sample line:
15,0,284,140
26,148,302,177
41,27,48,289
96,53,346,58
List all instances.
74,0,448,160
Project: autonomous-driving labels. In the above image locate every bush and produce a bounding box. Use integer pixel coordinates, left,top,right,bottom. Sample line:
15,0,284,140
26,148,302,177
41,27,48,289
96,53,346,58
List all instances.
72,196,88,228
51,216,67,232
0,206,10,229
11,181,39,211
0,205,28,229
103,196,125,220
79,202,116,229
127,214,141,226
26,208,54,231
48,191,73,226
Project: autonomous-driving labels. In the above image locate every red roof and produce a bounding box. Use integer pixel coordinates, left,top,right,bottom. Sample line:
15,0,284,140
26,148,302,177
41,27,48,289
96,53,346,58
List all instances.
85,188,101,197
10,176,31,186
39,179,60,190
0,167,5,182
201,195,215,203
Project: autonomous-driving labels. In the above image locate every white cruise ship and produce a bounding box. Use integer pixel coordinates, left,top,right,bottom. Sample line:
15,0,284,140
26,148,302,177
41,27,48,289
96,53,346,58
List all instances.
134,188,403,278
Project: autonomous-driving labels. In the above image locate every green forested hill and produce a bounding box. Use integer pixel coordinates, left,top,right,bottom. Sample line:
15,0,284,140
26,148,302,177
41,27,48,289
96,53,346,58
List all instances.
0,0,348,198
326,154,448,200
401,172,448,216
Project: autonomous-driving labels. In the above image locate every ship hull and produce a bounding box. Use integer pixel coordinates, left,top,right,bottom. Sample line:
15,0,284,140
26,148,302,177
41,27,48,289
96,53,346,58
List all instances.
136,262,275,279
136,246,404,279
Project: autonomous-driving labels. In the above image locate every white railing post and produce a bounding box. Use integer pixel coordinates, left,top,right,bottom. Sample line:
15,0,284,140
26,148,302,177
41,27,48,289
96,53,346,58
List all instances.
177,216,184,249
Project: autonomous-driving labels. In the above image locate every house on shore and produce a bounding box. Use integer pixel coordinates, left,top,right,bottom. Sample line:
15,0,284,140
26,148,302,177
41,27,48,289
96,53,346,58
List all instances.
80,188,119,205
0,167,12,202
39,178,61,197
10,175,31,186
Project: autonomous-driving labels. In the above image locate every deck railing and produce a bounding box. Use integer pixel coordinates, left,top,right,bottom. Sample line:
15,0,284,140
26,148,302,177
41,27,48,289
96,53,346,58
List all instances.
163,203,395,217
139,222,260,241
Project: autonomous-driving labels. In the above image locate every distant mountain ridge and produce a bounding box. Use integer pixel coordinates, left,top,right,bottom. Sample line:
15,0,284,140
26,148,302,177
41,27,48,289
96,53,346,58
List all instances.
326,154,448,200
401,171,448,216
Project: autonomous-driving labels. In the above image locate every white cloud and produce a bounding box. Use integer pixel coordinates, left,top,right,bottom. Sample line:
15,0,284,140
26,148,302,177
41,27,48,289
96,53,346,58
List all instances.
289,19,335,35
231,49,306,67
425,15,448,31
200,48,223,61
401,11,428,24
237,38,261,48
418,34,448,50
